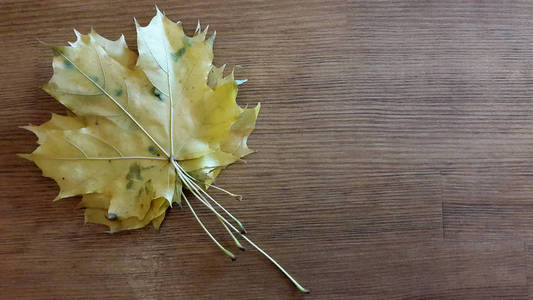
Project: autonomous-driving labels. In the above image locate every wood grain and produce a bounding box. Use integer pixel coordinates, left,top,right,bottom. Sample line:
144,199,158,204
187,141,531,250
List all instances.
3,0,533,299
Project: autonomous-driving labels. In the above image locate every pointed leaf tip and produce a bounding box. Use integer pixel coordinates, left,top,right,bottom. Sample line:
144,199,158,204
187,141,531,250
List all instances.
195,20,201,34
236,79,248,85
207,31,216,45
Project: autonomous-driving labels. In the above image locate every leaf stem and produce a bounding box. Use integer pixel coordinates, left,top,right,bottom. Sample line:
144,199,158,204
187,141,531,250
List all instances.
178,168,243,201
171,160,309,293
184,170,244,250
237,231,310,294
173,161,246,233
182,193,236,261
218,215,246,251
179,168,245,250
181,166,245,250
206,184,243,201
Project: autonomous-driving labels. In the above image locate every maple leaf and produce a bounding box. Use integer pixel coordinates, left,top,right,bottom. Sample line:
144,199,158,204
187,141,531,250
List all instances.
22,11,258,231
20,8,308,293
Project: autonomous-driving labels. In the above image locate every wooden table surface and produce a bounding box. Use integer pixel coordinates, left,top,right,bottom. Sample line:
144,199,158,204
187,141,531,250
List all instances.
4,1,533,299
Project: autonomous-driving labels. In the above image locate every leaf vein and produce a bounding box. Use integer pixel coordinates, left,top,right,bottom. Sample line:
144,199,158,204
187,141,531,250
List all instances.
56,50,170,158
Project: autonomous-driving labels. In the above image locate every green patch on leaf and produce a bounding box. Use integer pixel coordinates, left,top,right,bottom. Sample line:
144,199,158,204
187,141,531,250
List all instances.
148,145,160,156
171,47,186,62
126,163,143,181
63,59,74,69
152,87,163,101
183,36,193,47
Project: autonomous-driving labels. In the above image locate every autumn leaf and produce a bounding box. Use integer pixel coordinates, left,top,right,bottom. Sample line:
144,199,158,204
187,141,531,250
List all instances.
22,10,258,231
20,8,308,293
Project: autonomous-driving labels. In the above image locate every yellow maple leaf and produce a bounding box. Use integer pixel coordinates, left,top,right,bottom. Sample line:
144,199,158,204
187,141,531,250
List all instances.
20,9,307,293
22,10,259,231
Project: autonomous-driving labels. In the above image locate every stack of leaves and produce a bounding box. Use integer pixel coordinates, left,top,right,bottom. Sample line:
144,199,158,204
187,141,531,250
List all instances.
21,9,308,293
22,9,259,232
